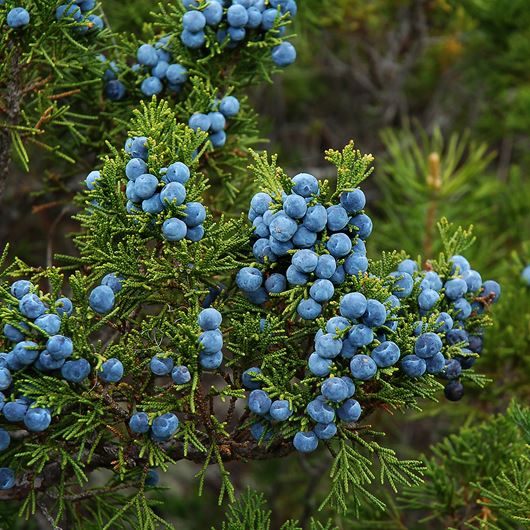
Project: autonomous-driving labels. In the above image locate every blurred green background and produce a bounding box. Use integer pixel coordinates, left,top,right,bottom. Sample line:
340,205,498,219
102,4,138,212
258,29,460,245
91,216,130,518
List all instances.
3,0,530,528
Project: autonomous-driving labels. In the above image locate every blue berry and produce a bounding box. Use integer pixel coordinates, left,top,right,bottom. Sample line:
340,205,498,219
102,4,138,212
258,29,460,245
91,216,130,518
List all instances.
164,162,190,184
326,233,352,258
292,249,318,273
444,380,464,401
414,332,442,358
326,205,350,231
293,431,318,453
162,218,187,241
337,399,361,422
183,202,206,227
315,255,337,279
344,253,368,276
248,389,271,415
0,468,15,490
137,44,158,66
321,377,349,402
350,214,372,239
363,299,386,327
99,358,124,383
13,340,39,365
425,352,445,374
450,255,470,275
314,422,337,440
183,10,206,31
237,267,263,292
134,174,159,200
418,288,440,311
242,367,262,389
3,323,25,342
401,355,426,377
10,280,32,299
129,412,150,434
0,429,10,451
269,400,292,421
250,422,270,442
219,96,240,117
199,350,223,369
61,358,91,382
189,113,211,132
161,182,186,206
269,213,297,242
445,278,467,300
55,297,73,316
150,355,174,376
397,259,418,275
19,294,46,319
350,354,377,380
306,399,335,424
422,271,442,291
347,324,374,347
309,279,334,303
166,64,188,84
265,273,287,293
297,298,322,319
0,368,12,391
187,224,205,244
199,329,223,354
204,1,223,25
326,316,350,334
283,194,307,219
272,42,297,67
181,29,205,48
340,292,367,319
141,77,163,96
227,4,248,27
340,189,366,213
435,312,453,333
198,308,222,330
151,413,179,441
463,270,482,292
3,400,28,422
301,207,327,237
292,226,317,248
292,173,319,197
481,280,501,303
7,7,30,28
308,353,332,376
453,298,472,319
101,273,123,294
261,8,280,30
208,112,226,132
36,351,65,371
444,359,462,379
146,469,160,486
315,333,342,359
24,407,51,432
89,285,115,314
250,192,272,215
171,365,191,385
371,341,400,368
390,271,413,298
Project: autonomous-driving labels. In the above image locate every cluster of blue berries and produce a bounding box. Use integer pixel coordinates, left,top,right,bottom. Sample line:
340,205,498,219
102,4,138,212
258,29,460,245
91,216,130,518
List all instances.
129,411,180,442
188,95,240,149
197,308,224,370
180,0,297,67
149,354,192,385
394,255,500,401
0,280,92,385
133,37,188,97
99,54,126,101
522,265,530,286
6,7,30,28
88,272,123,315
55,1,104,34
236,173,372,319
85,137,207,243
123,137,206,242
